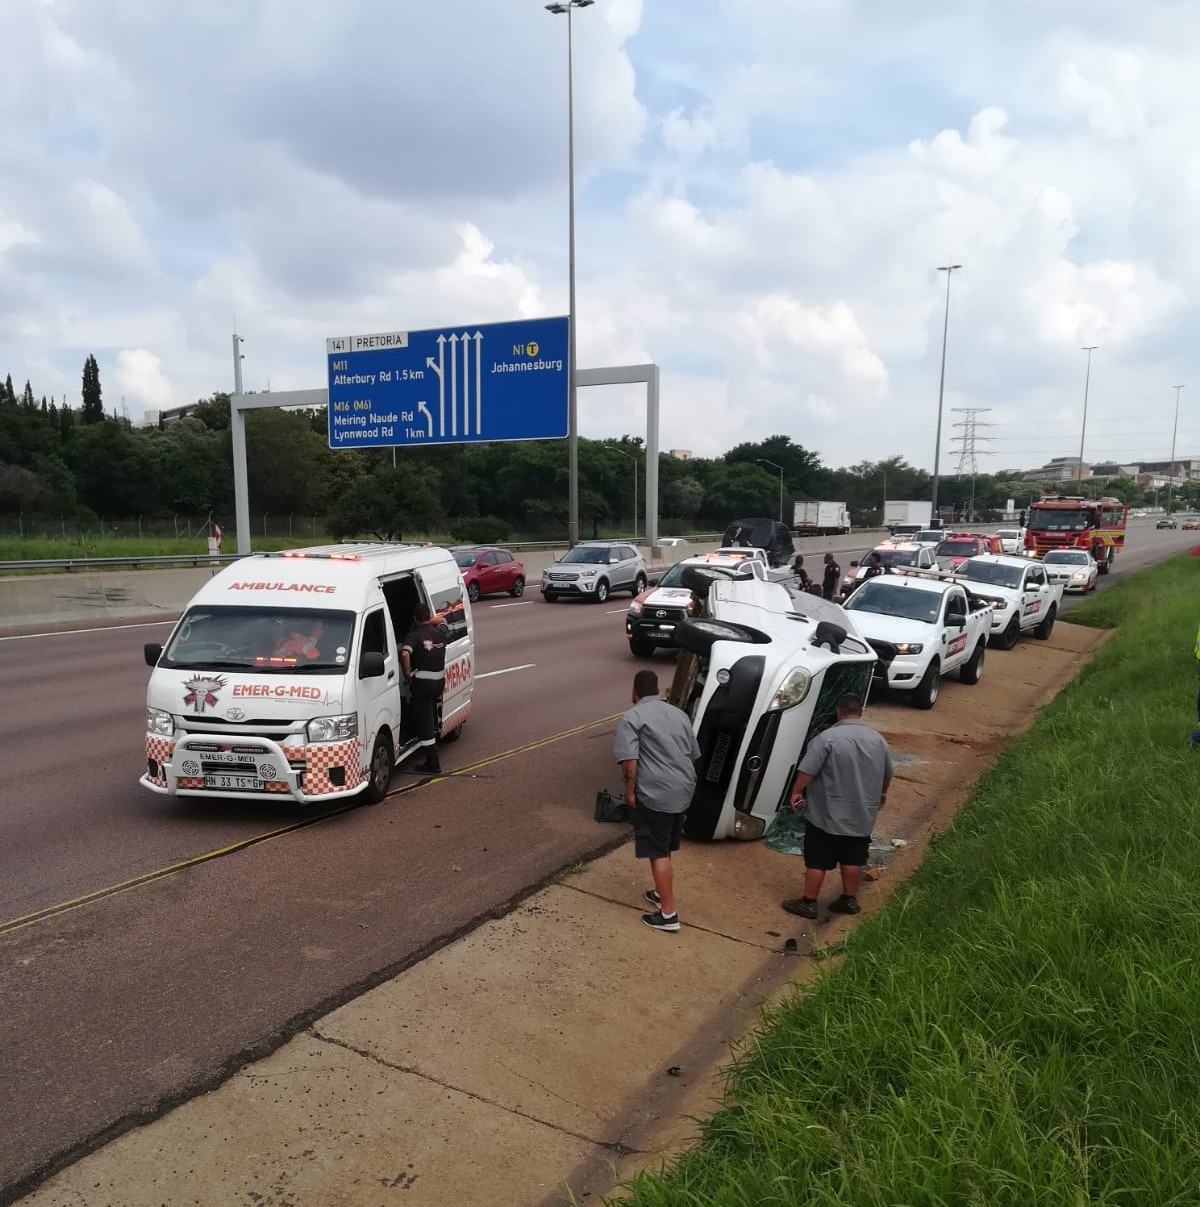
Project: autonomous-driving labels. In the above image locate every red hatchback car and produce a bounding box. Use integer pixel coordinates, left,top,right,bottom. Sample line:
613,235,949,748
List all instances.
451,546,527,602
934,532,1003,570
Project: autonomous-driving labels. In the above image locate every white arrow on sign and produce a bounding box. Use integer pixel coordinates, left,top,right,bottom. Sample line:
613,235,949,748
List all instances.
427,335,446,437
461,332,472,436
448,333,458,437
473,331,483,436
417,402,433,438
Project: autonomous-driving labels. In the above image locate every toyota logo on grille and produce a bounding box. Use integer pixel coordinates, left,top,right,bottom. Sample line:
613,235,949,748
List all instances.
656,609,666,618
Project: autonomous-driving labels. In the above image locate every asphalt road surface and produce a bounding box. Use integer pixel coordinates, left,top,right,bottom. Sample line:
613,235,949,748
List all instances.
0,519,1194,1201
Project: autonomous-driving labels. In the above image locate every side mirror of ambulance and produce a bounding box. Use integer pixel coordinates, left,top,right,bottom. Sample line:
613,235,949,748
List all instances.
144,642,163,667
359,651,386,679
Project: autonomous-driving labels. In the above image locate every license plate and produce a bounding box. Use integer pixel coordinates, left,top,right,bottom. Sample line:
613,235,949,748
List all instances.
203,774,264,791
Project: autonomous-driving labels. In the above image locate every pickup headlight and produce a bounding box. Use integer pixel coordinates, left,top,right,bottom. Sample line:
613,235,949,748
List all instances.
767,667,812,711
146,707,174,736
628,600,643,616
893,642,923,655
307,713,359,743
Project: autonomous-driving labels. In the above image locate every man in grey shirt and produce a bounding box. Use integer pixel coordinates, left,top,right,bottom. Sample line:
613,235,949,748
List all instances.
614,669,700,933
781,693,893,920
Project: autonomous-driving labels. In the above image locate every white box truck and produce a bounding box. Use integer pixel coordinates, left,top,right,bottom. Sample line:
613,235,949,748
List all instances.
793,500,851,536
884,500,933,535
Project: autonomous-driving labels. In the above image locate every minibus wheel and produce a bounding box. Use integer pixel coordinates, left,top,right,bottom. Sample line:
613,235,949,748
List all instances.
362,730,394,804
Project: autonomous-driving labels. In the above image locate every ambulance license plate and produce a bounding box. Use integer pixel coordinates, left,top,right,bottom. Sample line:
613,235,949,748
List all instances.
204,774,264,791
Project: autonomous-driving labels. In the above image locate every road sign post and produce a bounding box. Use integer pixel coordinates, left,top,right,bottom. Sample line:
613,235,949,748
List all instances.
326,316,568,449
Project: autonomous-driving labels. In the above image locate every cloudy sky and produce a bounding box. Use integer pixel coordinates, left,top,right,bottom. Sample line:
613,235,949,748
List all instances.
3,0,1198,471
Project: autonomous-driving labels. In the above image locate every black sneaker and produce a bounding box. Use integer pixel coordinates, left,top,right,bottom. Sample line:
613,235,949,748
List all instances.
644,889,661,908
641,910,680,932
828,895,861,915
782,897,818,919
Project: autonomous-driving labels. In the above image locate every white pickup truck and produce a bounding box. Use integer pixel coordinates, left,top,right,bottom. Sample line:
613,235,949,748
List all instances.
842,573,992,708
952,554,1063,649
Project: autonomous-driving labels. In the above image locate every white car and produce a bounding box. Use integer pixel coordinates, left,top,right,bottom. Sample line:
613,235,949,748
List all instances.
952,555,1064,649
665,567,884,841
910,529,949,548
656,537,688,549
843,543,939,592
843,575,992,709
994,527,1028,555
1042,549,1099,593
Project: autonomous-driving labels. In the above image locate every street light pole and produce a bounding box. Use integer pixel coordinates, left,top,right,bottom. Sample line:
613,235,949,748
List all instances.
757,458,784,523
1168,384,1185,515
1077,345,1097,492
546,0,593,549
930,263,962,526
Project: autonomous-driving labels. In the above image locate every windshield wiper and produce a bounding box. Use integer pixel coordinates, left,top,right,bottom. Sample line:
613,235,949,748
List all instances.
167,659,255,671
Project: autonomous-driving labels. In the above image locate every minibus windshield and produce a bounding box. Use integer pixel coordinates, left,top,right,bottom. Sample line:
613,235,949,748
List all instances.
162,606,357,673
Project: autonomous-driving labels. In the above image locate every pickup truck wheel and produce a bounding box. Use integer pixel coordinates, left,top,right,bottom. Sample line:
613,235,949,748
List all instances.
959,640,985,685
629,638,656,658
1034,602,1057,640
913,658,941,709
991,616,1020,650
361,730,394,804
675,618,772,654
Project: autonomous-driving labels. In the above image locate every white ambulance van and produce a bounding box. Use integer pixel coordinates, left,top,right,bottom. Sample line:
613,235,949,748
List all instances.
141,543,474,805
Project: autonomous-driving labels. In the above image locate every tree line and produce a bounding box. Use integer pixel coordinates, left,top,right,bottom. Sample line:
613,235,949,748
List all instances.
1,358,1185,542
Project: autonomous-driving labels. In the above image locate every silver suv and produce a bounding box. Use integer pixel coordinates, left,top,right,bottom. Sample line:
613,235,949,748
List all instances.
542,541,647,604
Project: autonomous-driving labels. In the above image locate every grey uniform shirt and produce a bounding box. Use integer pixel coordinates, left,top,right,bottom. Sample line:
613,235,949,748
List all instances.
797,718,894,837
613,696,700,815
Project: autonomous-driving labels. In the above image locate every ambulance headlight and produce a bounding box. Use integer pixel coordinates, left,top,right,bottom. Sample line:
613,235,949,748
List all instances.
146,707,174,736
307,713,359,743
767,668,812,711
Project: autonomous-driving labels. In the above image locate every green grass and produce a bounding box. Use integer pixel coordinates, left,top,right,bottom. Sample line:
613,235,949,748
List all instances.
617,553,1200,1207
0,535,326,564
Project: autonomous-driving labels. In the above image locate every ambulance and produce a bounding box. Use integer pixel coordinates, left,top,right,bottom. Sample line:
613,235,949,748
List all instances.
141,543,474,805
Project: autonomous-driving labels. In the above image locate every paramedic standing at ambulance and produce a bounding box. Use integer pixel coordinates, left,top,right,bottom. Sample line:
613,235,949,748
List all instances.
401,602,449,774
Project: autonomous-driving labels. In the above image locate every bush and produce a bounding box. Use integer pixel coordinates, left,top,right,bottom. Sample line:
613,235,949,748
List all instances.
453,514,511,544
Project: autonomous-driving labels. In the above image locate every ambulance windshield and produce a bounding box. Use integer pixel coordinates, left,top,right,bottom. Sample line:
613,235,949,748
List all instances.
163,606,358,673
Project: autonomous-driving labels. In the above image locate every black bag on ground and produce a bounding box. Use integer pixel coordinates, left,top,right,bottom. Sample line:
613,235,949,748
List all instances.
594,789,632,824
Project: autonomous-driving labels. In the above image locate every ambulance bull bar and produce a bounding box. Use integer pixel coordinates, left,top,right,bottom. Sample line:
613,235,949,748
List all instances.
141,732,364,805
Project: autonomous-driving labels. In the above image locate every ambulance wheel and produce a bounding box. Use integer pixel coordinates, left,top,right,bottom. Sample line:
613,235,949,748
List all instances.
441,720,464,744
362,731,394,804
912,659,940,709
631,573,647,597
959,640,985,685
510,577,525,597
467,582,481,603
594,580,610,603
1034,603,1057,640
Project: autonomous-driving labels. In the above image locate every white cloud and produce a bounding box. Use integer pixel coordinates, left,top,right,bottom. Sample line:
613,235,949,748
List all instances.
115,349,173,410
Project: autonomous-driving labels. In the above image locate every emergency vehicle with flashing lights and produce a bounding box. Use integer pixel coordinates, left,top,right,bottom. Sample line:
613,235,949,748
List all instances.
1023,495,1127,573
842,541,939,591
939,554,1063,649
842,574,992,709
625,549,784,657
141,543,475,805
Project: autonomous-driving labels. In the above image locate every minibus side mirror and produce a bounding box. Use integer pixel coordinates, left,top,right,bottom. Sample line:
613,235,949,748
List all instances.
359,651,386,679
144,642,163,667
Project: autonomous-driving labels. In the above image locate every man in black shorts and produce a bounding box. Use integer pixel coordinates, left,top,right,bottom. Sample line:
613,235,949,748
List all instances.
782,693,893,919
614,669,700,932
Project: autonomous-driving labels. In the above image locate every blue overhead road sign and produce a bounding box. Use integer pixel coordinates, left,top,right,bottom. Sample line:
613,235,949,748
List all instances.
326,315,569,449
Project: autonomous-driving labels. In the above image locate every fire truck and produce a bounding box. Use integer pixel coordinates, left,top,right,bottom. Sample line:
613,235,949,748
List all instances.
1023,495,1128,574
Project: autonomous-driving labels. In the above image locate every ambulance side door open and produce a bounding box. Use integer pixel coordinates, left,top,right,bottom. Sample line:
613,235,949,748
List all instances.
417,562,475,735
357,606,401,757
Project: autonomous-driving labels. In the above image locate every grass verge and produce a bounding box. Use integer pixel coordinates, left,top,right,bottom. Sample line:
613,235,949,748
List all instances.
0,536,323,562
618,553,1200,1207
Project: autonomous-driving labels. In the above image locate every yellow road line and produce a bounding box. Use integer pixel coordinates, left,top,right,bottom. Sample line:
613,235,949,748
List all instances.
0,711,621,940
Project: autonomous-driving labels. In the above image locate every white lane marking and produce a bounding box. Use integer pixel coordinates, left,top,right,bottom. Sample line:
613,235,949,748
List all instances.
489,601,532,609
0,619,176,643
605,608,628,614
475,663,536,680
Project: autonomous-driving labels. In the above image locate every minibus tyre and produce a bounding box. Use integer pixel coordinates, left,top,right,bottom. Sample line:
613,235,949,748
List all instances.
674,618,771,655
362,731,394,804
683,797,722,842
